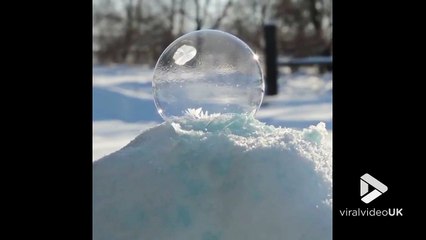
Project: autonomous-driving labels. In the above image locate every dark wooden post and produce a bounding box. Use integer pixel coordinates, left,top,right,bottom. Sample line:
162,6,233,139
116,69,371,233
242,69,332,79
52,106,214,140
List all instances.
264,24,278,95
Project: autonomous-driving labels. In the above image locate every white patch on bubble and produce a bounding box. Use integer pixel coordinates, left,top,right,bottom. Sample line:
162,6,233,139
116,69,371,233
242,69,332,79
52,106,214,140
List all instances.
173,45,197,65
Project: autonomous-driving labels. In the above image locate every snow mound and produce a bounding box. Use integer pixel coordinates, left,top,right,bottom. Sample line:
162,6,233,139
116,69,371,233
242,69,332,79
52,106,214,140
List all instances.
93,115,332,240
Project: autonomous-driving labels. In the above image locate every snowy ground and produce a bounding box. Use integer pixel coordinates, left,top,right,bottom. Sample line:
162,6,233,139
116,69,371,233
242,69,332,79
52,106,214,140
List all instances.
93,116,332,240
93,65,332,161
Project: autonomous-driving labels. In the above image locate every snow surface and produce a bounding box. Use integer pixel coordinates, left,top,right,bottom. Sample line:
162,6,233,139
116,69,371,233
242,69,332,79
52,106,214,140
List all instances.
93,114,332,240
93,65,332,161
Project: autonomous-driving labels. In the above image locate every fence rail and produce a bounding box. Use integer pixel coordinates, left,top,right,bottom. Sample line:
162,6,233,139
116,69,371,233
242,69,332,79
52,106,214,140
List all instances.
278,56,332,66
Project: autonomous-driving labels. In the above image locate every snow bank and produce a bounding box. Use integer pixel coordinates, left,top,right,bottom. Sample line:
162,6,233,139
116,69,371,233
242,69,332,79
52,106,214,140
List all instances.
93,115,332,240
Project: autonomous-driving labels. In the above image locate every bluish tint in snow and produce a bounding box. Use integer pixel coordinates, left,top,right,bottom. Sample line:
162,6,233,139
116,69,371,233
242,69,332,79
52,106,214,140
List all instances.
93,115,331,240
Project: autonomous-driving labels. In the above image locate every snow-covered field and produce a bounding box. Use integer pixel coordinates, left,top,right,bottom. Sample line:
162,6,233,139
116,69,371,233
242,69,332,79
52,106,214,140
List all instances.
93,65,332,161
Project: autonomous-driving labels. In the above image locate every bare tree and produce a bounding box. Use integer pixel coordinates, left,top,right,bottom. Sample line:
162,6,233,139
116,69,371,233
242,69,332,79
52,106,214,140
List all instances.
211,0,233,29
177,0,186,34
272,0,332,57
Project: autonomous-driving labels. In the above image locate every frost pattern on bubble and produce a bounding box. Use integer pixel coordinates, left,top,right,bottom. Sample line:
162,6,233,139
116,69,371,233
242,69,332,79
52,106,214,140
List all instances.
153,30,264,121
184,108,221,119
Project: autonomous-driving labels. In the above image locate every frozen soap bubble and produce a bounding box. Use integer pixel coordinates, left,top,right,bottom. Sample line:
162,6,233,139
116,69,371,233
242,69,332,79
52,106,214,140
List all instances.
153,29,264,121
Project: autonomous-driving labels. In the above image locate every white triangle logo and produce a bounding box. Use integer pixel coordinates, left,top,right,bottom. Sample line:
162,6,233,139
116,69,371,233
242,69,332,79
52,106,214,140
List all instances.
360,173,388,204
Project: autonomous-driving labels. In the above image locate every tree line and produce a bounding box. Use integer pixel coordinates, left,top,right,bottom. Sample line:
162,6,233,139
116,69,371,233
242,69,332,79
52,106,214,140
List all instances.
93,0,332,65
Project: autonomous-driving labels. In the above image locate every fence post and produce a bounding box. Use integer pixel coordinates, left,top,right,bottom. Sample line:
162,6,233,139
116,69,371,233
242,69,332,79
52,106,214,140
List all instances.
263,24,278,95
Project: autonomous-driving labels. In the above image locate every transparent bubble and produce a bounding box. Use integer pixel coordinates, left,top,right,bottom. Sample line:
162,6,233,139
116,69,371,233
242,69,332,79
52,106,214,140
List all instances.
153,29,264,121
